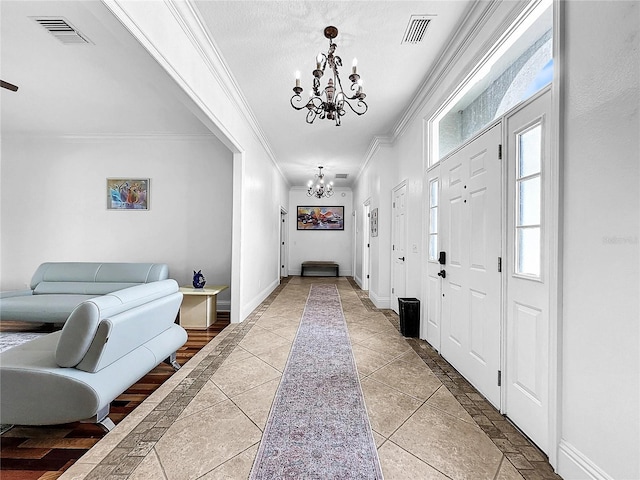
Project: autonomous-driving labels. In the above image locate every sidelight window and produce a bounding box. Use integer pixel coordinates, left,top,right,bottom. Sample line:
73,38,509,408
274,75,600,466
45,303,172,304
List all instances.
428,179,438,261
515,123,542,277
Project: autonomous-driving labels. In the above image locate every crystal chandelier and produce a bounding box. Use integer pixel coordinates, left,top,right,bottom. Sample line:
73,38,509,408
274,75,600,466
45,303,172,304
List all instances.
307,166,334,199
291,26,367,126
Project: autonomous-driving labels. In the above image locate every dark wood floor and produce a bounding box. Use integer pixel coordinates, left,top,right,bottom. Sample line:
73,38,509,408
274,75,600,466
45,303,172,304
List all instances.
0,315,230,480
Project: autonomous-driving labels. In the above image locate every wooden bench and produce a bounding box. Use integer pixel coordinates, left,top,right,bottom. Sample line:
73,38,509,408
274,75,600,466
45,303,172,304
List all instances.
301,261,339,277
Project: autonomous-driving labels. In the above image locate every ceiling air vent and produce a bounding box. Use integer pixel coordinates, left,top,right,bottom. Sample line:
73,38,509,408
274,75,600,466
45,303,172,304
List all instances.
335,173,349,179
402,15,433,44
32,17,91,44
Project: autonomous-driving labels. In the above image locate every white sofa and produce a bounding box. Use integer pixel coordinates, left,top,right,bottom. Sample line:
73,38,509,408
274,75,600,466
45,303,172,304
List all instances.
0,279,187,430
0,262,169,324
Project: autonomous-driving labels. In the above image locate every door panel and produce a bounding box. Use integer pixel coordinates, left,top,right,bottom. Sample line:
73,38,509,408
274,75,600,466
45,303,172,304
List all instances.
440,123,502,408
425,168,441,348
391,183,407,313
505,89,552,453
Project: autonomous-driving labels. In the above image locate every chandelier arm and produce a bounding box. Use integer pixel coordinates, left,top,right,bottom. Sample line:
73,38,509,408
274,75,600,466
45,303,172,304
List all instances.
306,108,319,124
290,94,311,111
342,98,368,116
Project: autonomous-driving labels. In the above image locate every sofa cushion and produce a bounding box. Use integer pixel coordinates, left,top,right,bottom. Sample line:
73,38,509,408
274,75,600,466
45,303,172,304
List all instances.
55,279,180,368
30,262,169,291
0,294,98,323
33,282,141,295
55,302,102,367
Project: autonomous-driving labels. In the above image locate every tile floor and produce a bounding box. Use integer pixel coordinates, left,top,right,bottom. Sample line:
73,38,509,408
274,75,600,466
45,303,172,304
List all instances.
60,276,559,480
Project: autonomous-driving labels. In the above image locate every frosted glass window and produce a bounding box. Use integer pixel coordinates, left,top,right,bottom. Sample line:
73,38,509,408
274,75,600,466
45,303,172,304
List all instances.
517,228,541,276
518,125,542,177
515,121,543,277
431,0,552,163
518,177,541,225
429,179,438,261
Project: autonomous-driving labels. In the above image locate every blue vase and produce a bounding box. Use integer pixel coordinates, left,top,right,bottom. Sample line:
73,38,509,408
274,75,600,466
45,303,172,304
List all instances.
192,270,206,289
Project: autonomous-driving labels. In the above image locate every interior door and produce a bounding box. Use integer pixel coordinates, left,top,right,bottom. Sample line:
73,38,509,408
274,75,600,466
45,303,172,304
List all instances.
440,123,502,408
280,211,287,278
391,182,407,314
504,88,552,453
363,202,370,291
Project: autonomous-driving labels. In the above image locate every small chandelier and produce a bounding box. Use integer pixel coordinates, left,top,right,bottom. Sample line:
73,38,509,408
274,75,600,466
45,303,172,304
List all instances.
291,26,367,126
307,166,334,199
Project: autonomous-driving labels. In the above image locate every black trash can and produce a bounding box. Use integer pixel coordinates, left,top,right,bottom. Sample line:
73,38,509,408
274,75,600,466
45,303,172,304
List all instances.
398,298,420,337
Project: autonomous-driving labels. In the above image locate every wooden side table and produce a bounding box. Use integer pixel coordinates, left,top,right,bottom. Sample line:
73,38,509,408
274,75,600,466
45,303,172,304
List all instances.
178,285,228,329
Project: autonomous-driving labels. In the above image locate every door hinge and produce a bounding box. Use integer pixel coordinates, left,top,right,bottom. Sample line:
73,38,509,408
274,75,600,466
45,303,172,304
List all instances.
498,257,502,272
498,144,503,160
498,370,502,386
392,287,395,294
393,202,396,208
392,245,395,251
368,213,371,217
366,274,370,279
367,243,370,248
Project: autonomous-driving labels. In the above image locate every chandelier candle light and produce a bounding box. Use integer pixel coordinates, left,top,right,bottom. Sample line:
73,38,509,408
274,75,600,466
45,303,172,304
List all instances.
307,166,334,199
291,26,367,126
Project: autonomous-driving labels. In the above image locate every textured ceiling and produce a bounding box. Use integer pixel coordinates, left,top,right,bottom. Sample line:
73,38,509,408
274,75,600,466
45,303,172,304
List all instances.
1,1,473,187
194,1,472,186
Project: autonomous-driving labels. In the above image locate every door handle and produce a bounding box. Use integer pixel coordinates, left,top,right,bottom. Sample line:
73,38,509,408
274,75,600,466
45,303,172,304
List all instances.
437,269,446,279
398,257,405,261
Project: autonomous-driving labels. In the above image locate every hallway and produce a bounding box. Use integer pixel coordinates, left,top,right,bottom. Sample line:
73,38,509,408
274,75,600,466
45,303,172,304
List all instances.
62,277,559,480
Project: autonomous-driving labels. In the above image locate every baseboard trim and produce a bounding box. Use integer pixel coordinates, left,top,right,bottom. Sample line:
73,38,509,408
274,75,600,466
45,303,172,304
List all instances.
369,290,390,309
558,440,614,480
239,278,280,322
217,300,231,312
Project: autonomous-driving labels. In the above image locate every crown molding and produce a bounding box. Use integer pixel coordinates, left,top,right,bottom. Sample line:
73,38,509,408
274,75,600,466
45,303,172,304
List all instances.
166,0,289,186
355,135,394,184
388,0,532,142
101,0,289,188
390,0,503,141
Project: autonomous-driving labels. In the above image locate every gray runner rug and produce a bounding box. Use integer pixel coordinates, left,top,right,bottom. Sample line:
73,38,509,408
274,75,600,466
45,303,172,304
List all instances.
250,284,383,479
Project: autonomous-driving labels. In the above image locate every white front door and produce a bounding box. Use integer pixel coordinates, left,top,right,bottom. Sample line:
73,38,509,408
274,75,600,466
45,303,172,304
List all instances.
391,182,408,314
426,166,442,349
504,88,552,453
440,123,503,408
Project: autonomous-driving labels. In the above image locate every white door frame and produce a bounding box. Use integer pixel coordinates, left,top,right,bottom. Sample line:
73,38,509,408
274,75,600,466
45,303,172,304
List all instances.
279,207,288,279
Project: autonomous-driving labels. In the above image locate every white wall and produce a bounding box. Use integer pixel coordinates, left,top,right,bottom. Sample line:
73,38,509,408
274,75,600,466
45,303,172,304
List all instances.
558,1,639,478
352,1,639,478
353,142,393,308
288,188,353,277
104,0,290,322
0,135,234,308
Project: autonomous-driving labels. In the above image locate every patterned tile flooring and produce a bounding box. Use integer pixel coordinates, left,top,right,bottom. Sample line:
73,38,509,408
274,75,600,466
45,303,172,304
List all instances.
52,276,561,479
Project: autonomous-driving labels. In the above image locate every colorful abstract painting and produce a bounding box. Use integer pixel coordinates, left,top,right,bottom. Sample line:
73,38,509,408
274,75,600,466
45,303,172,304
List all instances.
107,178,149,210
297,206,344,230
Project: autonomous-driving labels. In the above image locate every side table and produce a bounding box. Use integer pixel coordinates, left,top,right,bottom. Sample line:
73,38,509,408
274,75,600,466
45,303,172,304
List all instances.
178,285,228,329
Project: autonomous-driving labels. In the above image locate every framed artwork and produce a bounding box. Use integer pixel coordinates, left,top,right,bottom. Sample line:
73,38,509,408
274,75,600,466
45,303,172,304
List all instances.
107,178,149,210
371,208,378,237
297,206,344,230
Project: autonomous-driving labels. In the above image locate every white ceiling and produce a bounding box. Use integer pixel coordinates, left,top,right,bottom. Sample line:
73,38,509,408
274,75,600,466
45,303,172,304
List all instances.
1,1,473,187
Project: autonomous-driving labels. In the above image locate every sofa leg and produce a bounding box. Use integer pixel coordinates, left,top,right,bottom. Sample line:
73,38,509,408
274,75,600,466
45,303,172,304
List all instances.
165,352,181,371
97,416,116,432
81,406,115,432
